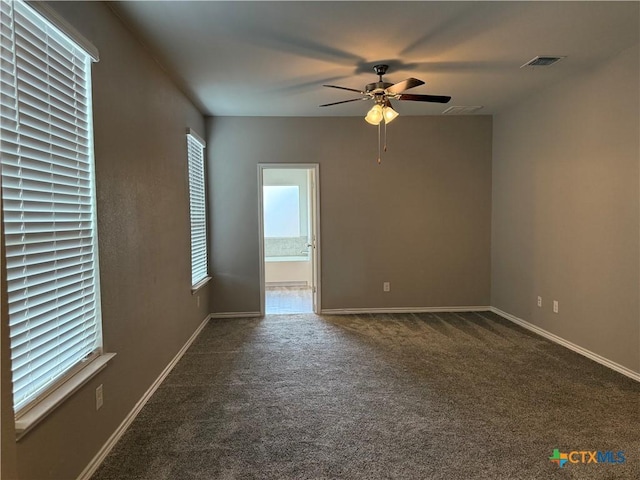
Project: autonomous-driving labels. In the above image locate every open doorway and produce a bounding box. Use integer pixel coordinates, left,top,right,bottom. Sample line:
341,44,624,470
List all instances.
258,164,320,315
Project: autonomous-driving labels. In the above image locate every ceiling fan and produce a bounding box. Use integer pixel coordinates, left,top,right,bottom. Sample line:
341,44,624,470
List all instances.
320,64,452,163
319,64,451,125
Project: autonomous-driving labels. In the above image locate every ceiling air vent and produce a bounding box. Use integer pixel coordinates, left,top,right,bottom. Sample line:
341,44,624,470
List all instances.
521,56,566,68
442,106,484,115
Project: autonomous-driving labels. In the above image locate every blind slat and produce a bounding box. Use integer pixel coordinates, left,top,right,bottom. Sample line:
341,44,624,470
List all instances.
10,296,96,339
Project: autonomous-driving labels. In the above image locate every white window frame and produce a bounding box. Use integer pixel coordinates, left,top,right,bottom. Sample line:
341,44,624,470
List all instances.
186,128,209,291
0,0,113,436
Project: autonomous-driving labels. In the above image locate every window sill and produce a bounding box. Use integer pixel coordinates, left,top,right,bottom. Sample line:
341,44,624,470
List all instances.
191,276,212,294
15,353,116,440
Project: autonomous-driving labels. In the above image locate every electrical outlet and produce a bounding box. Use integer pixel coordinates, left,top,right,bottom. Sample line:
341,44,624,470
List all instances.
553,300,559,314
537,296,542,308
383,282,390,292
96,384,103,411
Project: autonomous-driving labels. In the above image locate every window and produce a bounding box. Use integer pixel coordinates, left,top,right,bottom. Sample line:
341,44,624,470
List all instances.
186,129,208,289
263,186,300,238
0,0,103,417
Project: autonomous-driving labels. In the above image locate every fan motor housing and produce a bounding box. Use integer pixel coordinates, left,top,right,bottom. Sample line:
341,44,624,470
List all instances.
365,81,393,93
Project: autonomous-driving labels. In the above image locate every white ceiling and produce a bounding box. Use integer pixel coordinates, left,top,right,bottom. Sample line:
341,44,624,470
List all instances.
112,1,639,117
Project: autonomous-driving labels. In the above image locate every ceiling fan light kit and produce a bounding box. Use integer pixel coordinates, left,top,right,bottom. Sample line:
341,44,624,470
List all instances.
364,104,384,125
320,64,451,163
382,104,399,124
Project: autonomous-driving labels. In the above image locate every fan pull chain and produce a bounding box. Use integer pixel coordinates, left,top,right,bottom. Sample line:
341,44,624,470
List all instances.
377,122,381,164
383,121,388,152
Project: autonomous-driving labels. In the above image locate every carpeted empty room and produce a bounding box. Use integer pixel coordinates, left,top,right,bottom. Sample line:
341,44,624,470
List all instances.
91,312,638,480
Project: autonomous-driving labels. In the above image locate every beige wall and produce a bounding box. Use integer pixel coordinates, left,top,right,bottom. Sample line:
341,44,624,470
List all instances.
491,44,640,373
0,2,210,479
206,116,493,313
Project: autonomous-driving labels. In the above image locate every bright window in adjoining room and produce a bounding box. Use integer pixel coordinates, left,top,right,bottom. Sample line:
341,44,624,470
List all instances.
186,129,209,289
0,0,105,419
263,185,300,238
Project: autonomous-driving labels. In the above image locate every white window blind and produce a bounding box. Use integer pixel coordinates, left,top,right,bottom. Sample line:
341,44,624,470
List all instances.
186,130,208,287
0,0,102,413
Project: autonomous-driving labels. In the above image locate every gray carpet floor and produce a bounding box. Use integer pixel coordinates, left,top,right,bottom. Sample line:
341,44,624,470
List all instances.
92,312,639,479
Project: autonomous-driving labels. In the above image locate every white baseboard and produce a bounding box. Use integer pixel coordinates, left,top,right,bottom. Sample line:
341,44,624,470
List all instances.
76,314,212,480
490,307,640,382
321,306,491,315
209,311,262,319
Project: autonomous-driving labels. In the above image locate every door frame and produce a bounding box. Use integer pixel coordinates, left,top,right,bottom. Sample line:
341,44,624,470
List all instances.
257,163,321,316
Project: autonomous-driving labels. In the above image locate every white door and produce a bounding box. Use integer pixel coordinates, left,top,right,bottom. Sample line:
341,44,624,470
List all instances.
307,169,318,312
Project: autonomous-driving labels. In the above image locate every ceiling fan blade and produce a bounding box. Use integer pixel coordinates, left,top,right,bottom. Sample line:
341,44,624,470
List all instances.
319,97,367,107
323,84,365,94
386,78,425,94
398,93,451,103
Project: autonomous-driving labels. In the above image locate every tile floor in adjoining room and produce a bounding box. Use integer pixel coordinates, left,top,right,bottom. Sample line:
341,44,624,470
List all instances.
265,286,313,314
